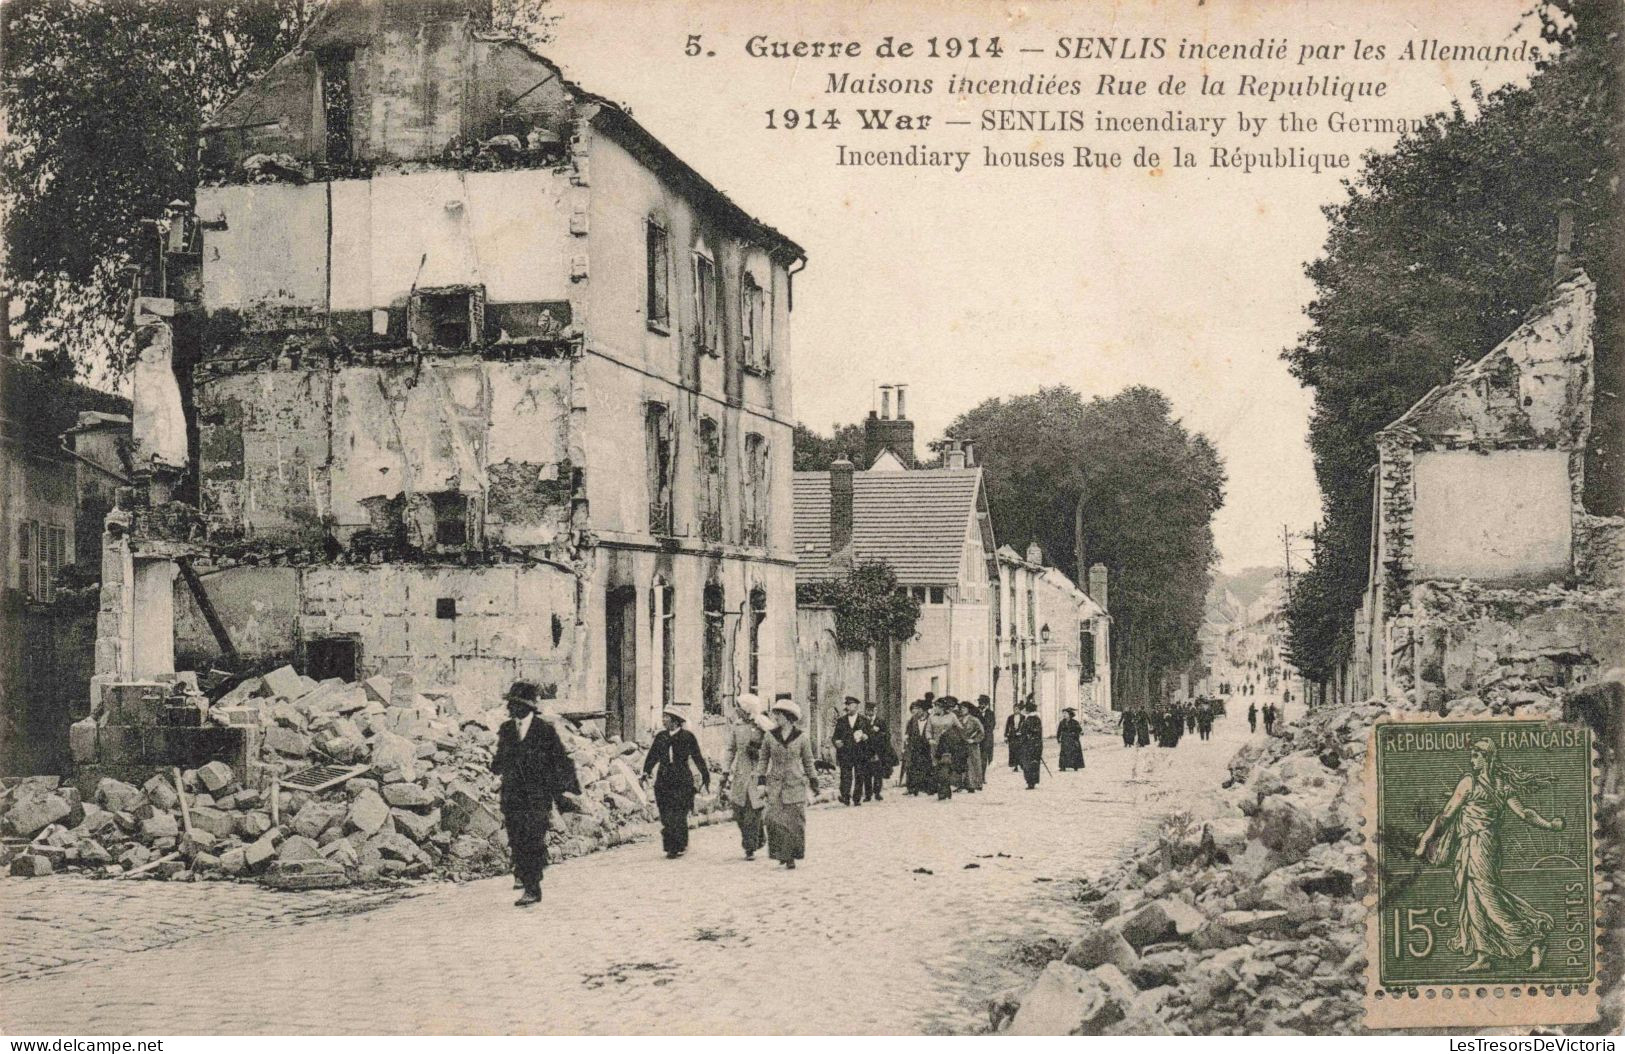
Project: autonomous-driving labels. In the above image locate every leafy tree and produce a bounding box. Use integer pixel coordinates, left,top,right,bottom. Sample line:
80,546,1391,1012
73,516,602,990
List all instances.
1282,0,1622,687
948,385,1226,708
1,0,320,373
796,561,921,653
792,421,866,471
1,0,554,376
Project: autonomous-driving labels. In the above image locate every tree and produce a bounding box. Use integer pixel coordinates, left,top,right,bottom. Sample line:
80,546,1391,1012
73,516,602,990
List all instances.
796,561,921,654
1,0,319,373
1281,0,1622,688
1,0,555,376
948,385,1227,708
792,421,866,471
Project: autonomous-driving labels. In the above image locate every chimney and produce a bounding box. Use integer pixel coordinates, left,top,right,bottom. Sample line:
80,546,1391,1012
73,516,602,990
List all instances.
1553,200,1576,285
830,457,855,570
863,382,916,469
962,440,975,467
944,444,967,470
1088,563,1109,613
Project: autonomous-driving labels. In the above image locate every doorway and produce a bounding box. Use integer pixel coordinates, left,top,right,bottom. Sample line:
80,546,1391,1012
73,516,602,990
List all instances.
306,637,360,683
604,587,638,741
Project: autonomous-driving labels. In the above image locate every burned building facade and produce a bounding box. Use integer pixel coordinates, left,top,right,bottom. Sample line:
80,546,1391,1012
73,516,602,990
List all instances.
171,0,803,750
1351,272,1624,708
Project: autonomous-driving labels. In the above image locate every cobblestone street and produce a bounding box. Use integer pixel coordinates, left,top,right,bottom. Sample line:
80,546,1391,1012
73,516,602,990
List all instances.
1,716,1249,1035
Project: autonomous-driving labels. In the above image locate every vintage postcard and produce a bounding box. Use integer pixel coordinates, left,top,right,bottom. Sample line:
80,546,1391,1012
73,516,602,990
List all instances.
1,0,1621,1042
1365,717,1600,1028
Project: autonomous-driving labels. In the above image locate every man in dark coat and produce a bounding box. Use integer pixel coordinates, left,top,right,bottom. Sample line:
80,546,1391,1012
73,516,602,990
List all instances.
976,695,997,779
1016,701,1043,789
859,700,896,803
1121,709,1135,748
642,704,710,858
1135,709,1151,747
1248,700,1258,733
831,696,870,806
1004,706,1022,770
490,680,580,907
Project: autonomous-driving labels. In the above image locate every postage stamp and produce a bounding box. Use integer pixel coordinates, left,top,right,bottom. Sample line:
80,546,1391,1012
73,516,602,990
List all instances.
1365,716,1600,1028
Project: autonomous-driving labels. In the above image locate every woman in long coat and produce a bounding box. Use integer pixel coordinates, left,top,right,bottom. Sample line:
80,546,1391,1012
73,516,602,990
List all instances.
902,700,934,796
958,701,985,792
1057,707,1085,771
642,705,709,858
721,695,769,860
755,698,819,869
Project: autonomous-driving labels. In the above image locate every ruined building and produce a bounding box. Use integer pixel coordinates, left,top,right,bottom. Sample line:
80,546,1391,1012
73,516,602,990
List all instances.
107,0,804,753
1351,271,1624,708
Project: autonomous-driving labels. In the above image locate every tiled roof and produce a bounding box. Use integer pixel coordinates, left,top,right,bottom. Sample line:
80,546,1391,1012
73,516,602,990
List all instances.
793,468,983,586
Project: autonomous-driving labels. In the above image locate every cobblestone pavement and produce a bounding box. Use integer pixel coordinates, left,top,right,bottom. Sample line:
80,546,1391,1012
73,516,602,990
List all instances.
2,715,1251,1035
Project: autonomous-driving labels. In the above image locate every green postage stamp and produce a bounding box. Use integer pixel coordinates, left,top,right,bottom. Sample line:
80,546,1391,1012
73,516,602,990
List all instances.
1365,716,1599,1028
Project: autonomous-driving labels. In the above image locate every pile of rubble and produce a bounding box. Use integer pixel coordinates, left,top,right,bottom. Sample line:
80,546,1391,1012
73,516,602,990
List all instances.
1074,702,1119,737
2,667,728,887
988,693,1624,1036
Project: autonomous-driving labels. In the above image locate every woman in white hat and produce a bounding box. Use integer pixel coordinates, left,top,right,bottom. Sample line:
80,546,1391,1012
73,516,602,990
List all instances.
720,694,768,860
754,694,819,869
641,705,710,858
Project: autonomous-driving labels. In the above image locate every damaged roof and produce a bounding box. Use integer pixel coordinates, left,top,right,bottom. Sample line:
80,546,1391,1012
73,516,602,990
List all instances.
202,0,804,259
1380,271,1594,445
793,468,988,587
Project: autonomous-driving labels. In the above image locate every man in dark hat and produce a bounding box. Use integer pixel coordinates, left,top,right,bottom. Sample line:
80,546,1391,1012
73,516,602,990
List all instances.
831,696,870,806
975,695,996,779
859,699,896,803
490,680,580,907
902,699,934,796
1016,700,1044,789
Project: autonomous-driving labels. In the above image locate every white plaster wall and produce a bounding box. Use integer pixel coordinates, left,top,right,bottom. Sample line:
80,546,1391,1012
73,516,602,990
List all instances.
198,183,328,312
337,169,575,309
1412,449,1573,582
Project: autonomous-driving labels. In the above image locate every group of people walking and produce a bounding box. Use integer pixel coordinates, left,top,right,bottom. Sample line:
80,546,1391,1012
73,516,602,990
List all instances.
900,693,995,799
490,679,1103,905
830,696,899,806
1246,700,1281,734
1118,697,1220,750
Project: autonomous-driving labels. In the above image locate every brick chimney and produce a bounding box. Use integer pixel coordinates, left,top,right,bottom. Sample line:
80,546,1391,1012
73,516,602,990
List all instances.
830,456,855,570
944,444,967,470
1088,563,1109,613
864,382,916,469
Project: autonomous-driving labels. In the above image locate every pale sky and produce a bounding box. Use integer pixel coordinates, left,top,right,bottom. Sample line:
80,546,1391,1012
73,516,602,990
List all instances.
542,0,1544,571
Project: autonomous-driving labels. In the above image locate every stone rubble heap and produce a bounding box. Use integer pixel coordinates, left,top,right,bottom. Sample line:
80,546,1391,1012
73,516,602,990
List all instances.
2,666,729,887
990,694,1624,1036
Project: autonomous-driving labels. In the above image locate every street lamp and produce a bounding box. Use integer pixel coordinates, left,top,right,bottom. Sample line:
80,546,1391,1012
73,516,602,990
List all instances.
1040,623,1051,644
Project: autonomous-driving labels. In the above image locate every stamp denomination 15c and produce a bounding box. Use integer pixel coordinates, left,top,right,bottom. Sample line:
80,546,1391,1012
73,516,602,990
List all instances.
1365,716,1599,1028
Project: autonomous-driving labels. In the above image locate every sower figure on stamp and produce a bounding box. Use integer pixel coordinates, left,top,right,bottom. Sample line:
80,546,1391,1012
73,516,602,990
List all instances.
721,694,768,861
642,704,710,859
1416,738,1564,971
490,680,580,908
831,696,869,806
